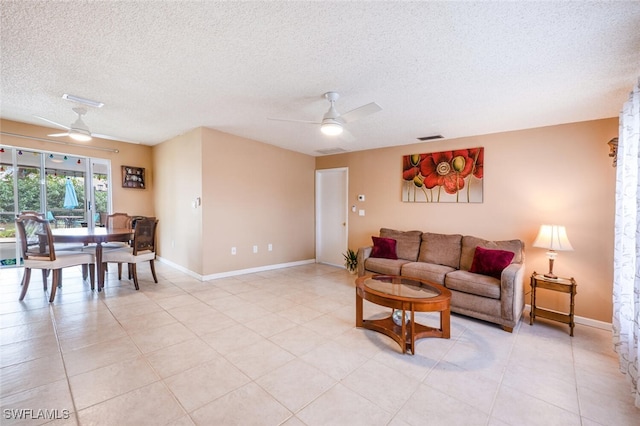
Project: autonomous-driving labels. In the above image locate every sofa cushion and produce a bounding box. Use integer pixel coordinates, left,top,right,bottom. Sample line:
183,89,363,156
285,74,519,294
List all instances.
445,270,501,299
364,257,410,276
401,262,454,285
469,246,515,279
460,236,523,271
379,228,422,261
371,236,398,260
418,233,463,269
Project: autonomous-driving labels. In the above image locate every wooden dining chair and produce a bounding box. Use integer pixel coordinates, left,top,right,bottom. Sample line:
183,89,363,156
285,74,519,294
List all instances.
102,218,158,290
102,212,133,249
15,214,95,302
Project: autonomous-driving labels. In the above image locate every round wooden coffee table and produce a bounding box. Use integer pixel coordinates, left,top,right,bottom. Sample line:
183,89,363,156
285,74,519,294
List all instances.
355,274,451,355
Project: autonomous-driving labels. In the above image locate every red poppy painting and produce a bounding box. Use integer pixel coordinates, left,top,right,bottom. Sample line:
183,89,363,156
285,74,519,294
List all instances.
402,147,484,202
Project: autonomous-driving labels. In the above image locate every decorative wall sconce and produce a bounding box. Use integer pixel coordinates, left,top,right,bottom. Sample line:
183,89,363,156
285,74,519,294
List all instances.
608,137,618,167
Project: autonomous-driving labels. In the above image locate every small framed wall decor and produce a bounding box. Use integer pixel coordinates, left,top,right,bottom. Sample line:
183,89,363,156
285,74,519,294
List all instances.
122,166,145,189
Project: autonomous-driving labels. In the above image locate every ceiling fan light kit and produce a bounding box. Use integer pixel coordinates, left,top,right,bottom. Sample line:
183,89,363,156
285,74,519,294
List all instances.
321,119,343,136
68,129,92,142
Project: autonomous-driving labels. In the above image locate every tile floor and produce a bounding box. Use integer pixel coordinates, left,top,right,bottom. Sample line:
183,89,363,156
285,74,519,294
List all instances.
0,262,638,426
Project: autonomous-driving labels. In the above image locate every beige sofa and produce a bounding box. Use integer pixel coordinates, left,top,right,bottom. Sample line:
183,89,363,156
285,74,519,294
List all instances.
357,228,525,332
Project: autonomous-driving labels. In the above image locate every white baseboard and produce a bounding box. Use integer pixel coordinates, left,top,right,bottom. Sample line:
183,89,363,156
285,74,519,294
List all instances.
524,304,611,331
156,257,316,282
156,256,204,280
202,259,316,281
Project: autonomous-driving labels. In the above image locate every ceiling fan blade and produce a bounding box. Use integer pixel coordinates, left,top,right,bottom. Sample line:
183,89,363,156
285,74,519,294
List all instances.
340,102,382,123
268,117,321,125
92,133,138,143
338,128,356,143
34,115,70,130
48,132,70,137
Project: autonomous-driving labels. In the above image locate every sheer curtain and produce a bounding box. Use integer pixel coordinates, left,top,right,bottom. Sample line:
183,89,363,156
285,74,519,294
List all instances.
613,78,640,409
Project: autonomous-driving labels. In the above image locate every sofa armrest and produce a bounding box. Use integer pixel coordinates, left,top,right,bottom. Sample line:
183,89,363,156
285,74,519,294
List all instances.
357,246,373,277
500,262,526,323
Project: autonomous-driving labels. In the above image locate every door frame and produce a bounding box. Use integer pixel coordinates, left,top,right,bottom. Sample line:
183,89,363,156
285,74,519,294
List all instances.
315,167,349,267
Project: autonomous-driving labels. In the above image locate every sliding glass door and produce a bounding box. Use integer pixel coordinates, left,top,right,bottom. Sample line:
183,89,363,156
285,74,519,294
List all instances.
0,146,112,266
90,159,110,227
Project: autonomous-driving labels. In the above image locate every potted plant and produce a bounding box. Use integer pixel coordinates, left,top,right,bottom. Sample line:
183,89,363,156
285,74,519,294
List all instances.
343,248,358,274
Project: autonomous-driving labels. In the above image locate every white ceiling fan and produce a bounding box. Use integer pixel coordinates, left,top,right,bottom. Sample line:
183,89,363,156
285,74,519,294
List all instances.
269,92,382,136
34,107,109,142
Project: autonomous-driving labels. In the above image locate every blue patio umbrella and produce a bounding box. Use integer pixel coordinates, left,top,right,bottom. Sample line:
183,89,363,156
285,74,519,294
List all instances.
63,177,79,210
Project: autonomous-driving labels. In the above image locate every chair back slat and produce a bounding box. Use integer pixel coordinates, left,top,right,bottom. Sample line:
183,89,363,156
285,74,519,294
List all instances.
133,218,158,255
19,211,44,218
106,213,132,230
131,216,156,229
16,214,56,261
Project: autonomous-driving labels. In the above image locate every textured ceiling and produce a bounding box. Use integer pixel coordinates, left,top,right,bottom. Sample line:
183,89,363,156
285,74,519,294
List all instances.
1,1,639,156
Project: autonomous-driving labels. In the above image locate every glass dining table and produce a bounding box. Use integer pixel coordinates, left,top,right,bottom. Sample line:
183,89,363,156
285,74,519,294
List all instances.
51,227,133,291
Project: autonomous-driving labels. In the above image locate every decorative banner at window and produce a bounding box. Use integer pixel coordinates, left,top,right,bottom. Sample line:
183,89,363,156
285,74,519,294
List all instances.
402,147,484,203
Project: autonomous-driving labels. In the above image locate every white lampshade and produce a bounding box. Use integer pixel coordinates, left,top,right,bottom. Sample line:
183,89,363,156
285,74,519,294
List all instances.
533,225,573,251
320,120,343,136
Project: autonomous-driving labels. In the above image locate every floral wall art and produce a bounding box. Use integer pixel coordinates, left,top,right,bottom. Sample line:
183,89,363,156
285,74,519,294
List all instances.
402,147,484,203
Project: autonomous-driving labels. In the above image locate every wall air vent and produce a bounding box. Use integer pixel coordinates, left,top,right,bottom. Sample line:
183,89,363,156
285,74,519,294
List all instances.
417,135,444,141
315,147,348,155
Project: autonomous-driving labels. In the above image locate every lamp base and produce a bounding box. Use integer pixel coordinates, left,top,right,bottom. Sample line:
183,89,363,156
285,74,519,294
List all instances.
544,256,558,280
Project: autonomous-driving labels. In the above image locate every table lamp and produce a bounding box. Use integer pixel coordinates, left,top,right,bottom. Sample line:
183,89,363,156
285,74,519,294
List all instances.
533,225,573,279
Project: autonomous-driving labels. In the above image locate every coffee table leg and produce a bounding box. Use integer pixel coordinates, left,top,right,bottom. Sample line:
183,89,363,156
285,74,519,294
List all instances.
401,309,407,354
410,309,415,355
441,307,451,339
355,290,363,327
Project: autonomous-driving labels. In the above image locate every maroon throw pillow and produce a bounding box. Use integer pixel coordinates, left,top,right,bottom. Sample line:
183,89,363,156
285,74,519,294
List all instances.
371,236,398,260
469,246,515,279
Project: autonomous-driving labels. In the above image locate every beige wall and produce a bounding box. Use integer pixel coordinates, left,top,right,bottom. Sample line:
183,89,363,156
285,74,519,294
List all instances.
152,128,203,273
1,119,155,217
153,127,316,276
2,117,618,322
316,118,618,323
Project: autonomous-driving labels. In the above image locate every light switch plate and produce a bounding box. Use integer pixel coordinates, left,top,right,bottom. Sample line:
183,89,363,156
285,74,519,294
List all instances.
359,209,365,216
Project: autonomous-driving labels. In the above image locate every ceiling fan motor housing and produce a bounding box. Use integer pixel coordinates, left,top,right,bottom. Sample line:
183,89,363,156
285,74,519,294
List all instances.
68,107,92,141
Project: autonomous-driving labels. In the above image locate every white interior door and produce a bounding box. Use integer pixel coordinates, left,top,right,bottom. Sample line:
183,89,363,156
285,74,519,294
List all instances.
316,167,348,267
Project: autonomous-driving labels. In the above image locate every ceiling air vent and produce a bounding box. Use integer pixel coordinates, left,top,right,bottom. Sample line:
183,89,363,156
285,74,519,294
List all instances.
417,135,444,141
316,147,348,155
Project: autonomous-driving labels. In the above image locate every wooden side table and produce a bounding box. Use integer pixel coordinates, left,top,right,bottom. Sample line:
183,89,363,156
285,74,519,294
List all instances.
529,272,577,336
